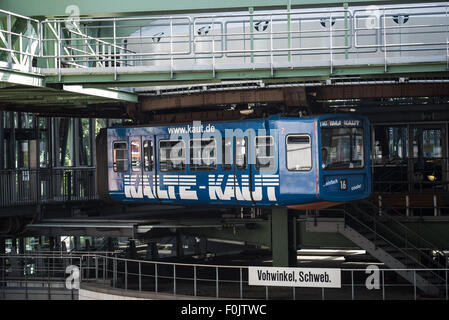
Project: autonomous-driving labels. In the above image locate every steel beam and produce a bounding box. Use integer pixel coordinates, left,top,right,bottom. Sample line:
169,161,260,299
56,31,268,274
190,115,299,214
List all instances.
141,87,307,111
313,83,449,100
62,85,138,103
0,69,45,87
43,62,449,87
3,0,442,18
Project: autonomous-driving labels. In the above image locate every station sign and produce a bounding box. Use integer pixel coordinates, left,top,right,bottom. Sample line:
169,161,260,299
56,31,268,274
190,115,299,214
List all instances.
248,267,341,288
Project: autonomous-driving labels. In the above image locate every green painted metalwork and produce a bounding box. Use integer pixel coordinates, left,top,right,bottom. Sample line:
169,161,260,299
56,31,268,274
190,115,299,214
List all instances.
0,68,45,87
249,7,254,64
271,208,295,267
344,2,349,60
42,62,449,87
2,0,447,18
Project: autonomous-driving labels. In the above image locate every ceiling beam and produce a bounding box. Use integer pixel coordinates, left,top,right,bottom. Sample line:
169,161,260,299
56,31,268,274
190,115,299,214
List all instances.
141,87,307,111
312,83,449,100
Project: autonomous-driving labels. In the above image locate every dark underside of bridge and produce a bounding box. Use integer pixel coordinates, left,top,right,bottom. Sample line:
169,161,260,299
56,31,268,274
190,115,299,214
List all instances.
1,75,449,267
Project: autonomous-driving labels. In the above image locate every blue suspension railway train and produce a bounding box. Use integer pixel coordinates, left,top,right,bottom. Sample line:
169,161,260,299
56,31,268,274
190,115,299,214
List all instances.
96,114,371,210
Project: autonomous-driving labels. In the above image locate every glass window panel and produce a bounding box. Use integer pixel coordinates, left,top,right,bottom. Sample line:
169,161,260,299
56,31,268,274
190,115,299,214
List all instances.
113,141,128,172
144,140,153,171
321,127,364,170
95,119,107,135
286,135,312,171
159,140,185,172
255,136,275,171
131,140,141,172
55,118,73,167
236,137,247,171
190,138,217,171
222,138,233,171
79,118,92,166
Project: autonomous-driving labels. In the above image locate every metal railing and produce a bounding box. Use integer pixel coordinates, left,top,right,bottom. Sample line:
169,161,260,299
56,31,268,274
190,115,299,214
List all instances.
346,203,447,276
0,9,40,72
1,4,449,78
0,168,97,207
1,253,448,300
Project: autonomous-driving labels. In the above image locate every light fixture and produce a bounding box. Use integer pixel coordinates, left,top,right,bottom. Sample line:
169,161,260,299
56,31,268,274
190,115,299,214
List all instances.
240,109,254,115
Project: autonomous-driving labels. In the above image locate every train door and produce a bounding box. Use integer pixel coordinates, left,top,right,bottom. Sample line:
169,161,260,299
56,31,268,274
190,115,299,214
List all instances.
110,136,129,201
252,133,277,205
142,137,157,202
129,137,145,203
234,135,253,206
281,122,316,207
134,136,156,203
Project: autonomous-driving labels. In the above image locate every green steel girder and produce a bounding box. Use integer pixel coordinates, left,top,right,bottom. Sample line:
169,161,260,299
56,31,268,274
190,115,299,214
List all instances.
2,0,447,18
43,62,449,88
0,68,45,87
0,68,137,106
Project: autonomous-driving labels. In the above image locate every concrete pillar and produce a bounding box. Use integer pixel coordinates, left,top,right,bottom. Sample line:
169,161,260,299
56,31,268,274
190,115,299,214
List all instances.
107,237,114,252
73,236,80,251
271,208,297,267
128,239,137,259
176,232,184,259
11,237,17,254
145,242,159,260
19,237,25,254
61,240,67,252
49,237,55,251
0,238,5,254
194,237,201,256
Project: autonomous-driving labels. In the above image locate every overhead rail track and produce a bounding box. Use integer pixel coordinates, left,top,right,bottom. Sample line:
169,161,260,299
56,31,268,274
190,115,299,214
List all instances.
1,4,449,87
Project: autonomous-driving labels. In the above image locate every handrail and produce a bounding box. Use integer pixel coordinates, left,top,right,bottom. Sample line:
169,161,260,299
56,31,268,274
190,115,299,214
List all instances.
2,3,449,77
359,199,444,254
344,204,446,283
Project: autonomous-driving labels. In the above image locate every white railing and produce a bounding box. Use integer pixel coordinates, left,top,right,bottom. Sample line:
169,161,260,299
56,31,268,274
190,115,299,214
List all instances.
0,9,40,72
1,253,448,300
1,3,449,78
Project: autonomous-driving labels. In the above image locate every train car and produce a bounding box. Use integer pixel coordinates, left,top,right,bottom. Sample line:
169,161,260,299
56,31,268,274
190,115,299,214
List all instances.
96,114,371,209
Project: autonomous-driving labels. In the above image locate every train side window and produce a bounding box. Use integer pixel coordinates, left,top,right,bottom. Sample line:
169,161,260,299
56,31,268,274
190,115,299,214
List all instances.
143,140,153,171
113,141,128,172
190,138,217,171
255,135,275,171
159,140,185,172
131,141,141,172
236,137,247,171
222,138,233,171
286,135,312,171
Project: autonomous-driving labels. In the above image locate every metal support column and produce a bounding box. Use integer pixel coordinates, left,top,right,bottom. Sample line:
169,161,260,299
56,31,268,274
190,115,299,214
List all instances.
0,112,4,170
0,238,5,254
128,239,137,259
176,232,184,259
271,208,296,267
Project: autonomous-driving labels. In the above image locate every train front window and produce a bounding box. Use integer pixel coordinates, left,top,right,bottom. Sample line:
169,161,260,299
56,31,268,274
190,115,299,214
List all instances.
321,127,364,170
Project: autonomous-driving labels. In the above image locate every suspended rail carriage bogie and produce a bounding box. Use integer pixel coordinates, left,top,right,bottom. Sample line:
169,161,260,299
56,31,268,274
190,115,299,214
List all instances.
96,114,371,209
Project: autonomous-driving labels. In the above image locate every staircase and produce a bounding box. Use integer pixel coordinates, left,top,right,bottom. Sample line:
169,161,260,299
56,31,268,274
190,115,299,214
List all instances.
307,200,446,297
